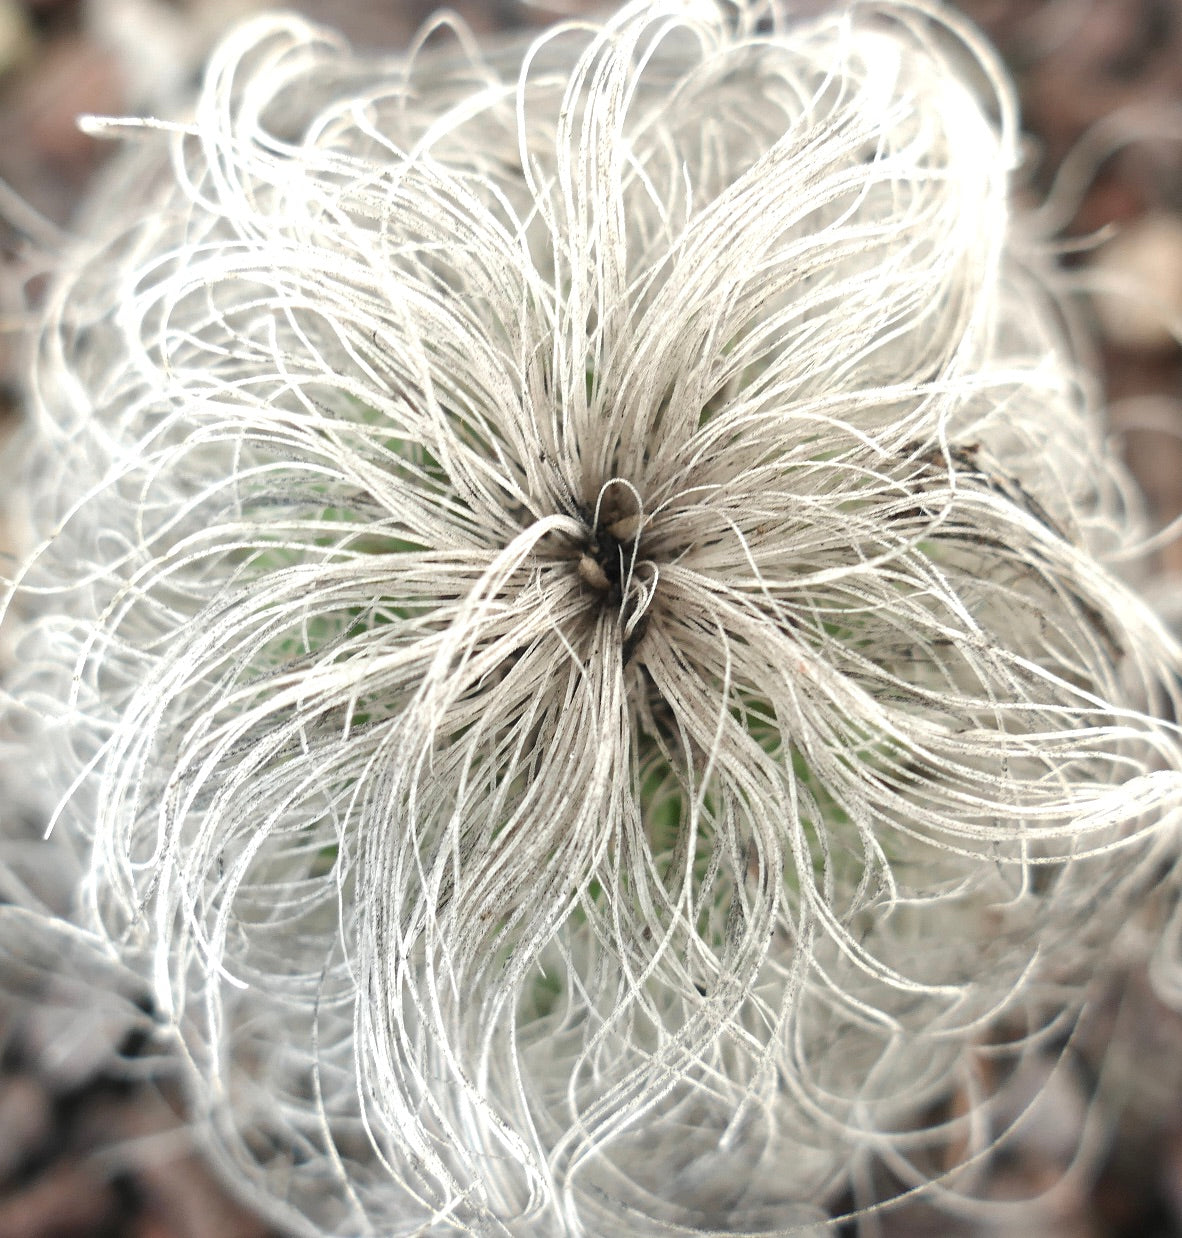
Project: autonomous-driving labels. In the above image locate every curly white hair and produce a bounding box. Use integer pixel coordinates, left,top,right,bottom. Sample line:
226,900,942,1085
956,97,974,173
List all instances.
5,1,1182,1234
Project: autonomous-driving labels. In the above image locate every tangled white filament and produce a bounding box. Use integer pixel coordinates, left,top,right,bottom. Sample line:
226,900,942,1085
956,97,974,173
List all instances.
7,0,1182,1234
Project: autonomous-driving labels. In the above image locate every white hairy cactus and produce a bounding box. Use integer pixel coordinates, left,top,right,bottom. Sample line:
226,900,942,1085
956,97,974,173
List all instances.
5,1,1182,1234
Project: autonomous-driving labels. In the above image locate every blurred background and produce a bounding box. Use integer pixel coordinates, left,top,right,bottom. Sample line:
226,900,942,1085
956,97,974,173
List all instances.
0,1,1180,1234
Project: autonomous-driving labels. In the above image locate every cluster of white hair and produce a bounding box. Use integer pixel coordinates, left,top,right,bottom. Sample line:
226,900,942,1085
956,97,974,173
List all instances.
5,0,1182,1233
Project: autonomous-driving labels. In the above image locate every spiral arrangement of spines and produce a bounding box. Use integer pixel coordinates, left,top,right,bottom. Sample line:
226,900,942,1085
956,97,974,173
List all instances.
4,2,1182,1233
